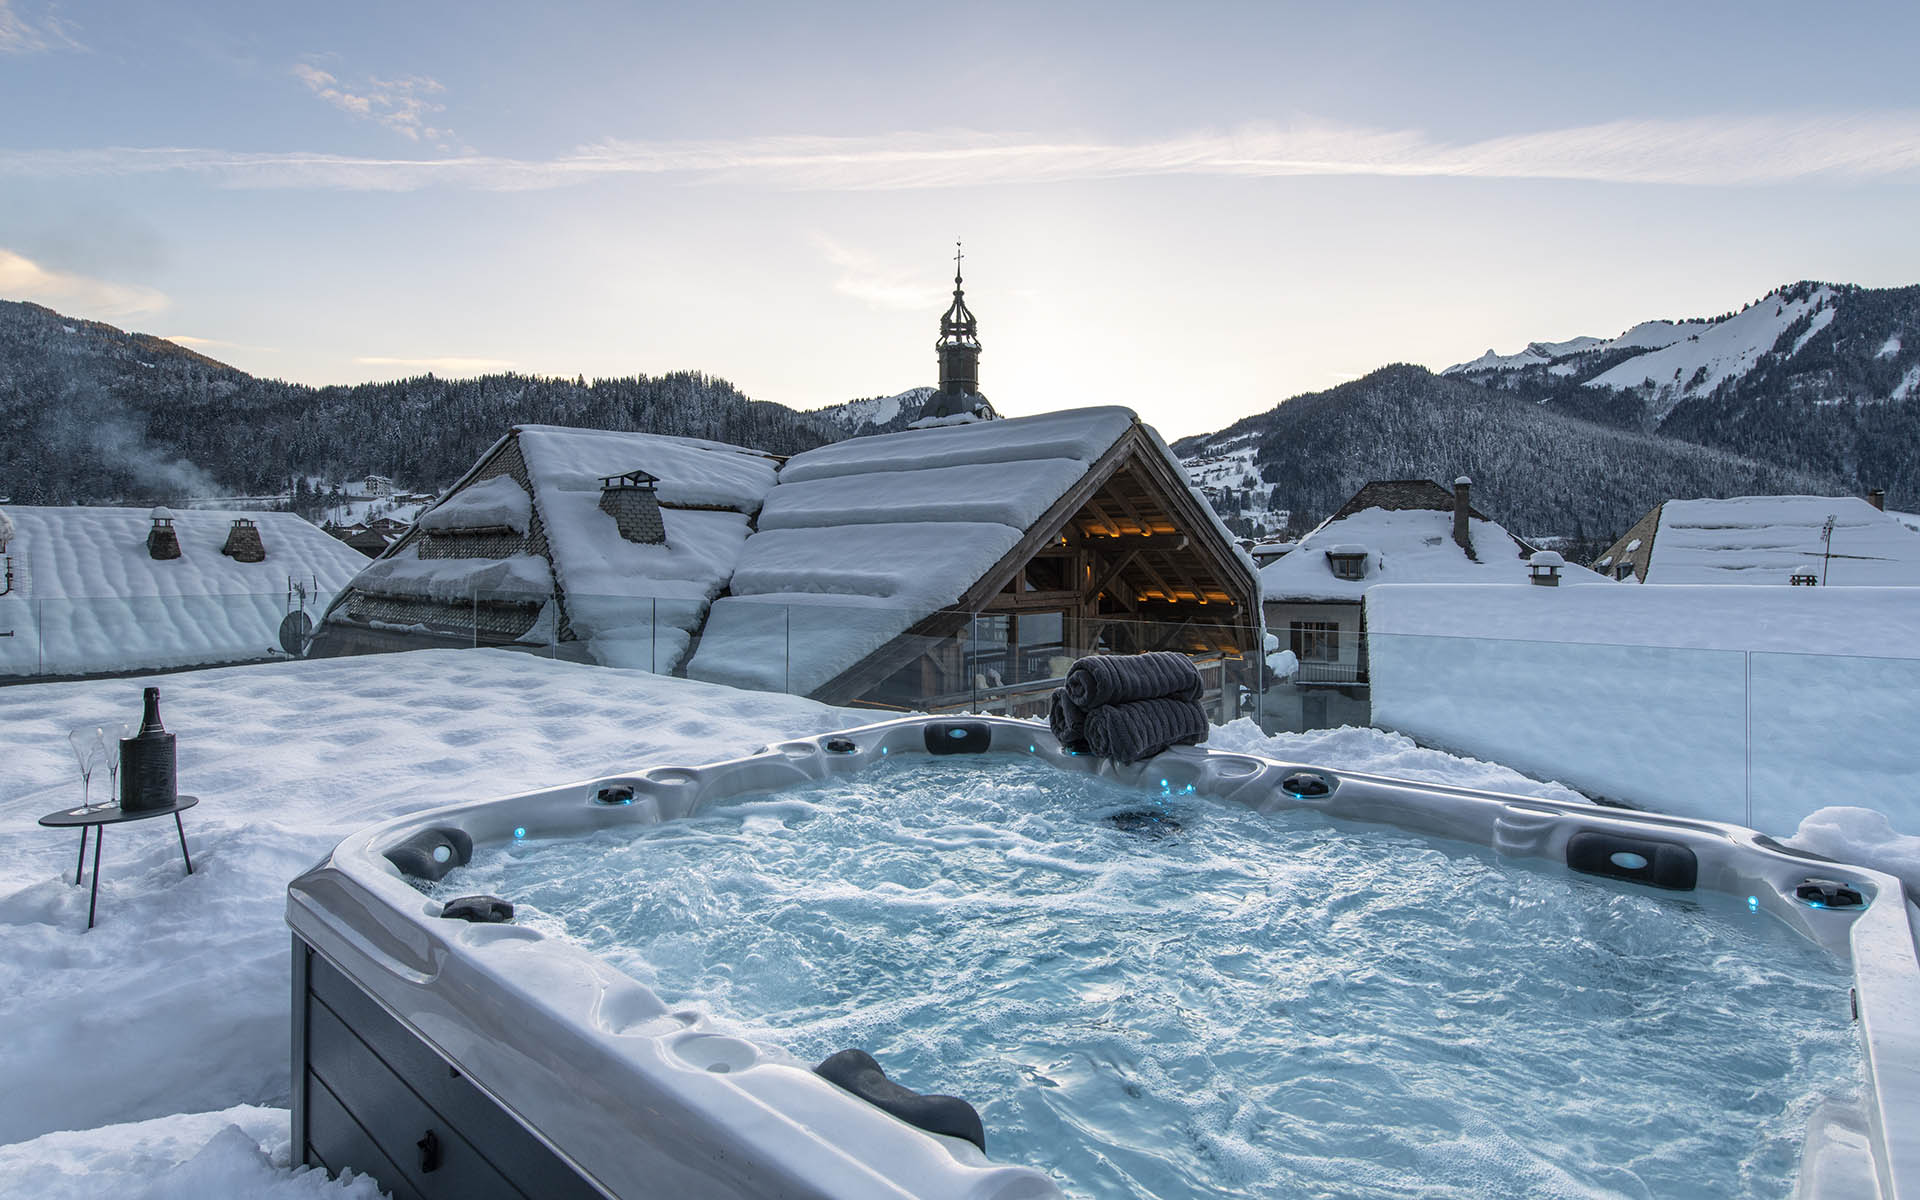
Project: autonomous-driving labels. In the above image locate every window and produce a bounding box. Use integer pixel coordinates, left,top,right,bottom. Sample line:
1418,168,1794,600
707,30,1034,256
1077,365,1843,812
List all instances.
1326,552,1367,581
1614,563,1634,581
1290,620,1341,662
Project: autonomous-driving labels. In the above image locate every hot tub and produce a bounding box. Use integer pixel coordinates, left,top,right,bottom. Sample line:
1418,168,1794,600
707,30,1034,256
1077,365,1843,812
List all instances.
286,715,1920,1199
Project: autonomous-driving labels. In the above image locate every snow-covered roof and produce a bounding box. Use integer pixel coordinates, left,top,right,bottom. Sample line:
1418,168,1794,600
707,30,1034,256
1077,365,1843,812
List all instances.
0,506,368,676
1260,506,1606,603
1645,495,1920,586
687,407,1136,695
507,427,780,670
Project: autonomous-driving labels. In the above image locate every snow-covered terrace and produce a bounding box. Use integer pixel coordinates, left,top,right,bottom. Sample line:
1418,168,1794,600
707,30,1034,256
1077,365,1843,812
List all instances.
0,648,1640,1192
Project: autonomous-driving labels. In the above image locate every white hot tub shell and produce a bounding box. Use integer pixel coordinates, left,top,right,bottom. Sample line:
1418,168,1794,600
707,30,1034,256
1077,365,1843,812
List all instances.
286,715,1920,1200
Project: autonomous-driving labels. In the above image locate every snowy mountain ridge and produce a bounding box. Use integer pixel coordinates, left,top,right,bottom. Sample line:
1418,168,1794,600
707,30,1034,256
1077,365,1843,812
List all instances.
1442,281,1915,420
806,386,935,438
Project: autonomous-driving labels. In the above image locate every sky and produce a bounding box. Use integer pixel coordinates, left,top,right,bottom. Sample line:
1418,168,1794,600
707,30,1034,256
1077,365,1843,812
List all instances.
3,0,1919,438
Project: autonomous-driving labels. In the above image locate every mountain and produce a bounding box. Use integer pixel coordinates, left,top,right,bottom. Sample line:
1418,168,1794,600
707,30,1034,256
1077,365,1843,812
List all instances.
805,386,933,438
1173,364,1847,550
0,299,837,505
1441,281,1920,500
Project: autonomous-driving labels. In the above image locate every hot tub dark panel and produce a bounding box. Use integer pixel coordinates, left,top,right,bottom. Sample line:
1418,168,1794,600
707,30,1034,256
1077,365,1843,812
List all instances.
1566,830,1698,891
924,722,991,755
292,938,604,1200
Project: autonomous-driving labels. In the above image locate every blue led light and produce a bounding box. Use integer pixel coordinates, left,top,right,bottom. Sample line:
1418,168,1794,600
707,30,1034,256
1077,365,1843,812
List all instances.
881,747,889,755
513,826,527,840
1159,779,1169,789
1028,744,1036,753
1747,895,1759,912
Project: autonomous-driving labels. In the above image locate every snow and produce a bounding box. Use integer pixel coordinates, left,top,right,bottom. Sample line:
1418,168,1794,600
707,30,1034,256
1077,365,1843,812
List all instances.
1583,287,1833,417
779,407,1133,484
689,408,1136,695
1645,495,1920,586
1892,510,1920,535
0,507,370,678
1366,583,1920,834
352,547,552,603
416,474,531,534
691,523,1026,694
1893,364,1920,403
0,650,871,1176
1789,304,1837,357
1178,432,1289,537
513,426,781,672
1529,550,1565,567
1442,323,1690,376
515,425,778,512
0,647,1631,1192
1784,808,1920,902
758,458,1091,532
1443,336,1606,374
1876,334,1902,360
1259,507,1607,602
0,1108,382,1199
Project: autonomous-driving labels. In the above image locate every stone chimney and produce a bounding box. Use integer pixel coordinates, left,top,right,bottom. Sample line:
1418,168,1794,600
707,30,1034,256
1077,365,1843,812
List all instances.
599,469,666,545
1452,476,1474,558
147,507,181,561
220,517,266,562
1868,488,1886,512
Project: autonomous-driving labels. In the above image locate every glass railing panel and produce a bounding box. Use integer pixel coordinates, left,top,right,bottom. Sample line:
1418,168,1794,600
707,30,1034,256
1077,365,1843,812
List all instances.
1366,631,1751,825
1747,648,1920,838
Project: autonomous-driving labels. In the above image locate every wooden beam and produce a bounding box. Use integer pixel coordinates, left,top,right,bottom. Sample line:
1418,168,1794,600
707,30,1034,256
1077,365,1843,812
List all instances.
1081,547,1140,606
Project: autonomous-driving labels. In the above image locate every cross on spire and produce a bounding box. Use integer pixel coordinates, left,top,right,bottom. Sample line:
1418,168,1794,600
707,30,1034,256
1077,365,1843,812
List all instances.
954,240,964,286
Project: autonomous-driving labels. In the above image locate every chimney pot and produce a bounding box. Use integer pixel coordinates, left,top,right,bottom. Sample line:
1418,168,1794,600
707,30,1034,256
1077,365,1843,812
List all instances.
1868,488,1886,511
1452,477,1473,555
147,507,182,561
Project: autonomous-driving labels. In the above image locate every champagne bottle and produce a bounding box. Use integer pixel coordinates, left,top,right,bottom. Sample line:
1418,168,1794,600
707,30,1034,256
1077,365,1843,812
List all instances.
119,686,177,812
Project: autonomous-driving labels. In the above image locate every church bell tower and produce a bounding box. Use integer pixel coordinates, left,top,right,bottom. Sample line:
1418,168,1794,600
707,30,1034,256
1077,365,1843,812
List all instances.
922,242,995,420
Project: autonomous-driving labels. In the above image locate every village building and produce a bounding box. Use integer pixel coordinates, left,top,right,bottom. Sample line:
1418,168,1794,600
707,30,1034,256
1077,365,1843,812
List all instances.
0,506,367,679
1257,477,1605,728
313,262,1259,714
325,515,416,558
1593,493,1920,585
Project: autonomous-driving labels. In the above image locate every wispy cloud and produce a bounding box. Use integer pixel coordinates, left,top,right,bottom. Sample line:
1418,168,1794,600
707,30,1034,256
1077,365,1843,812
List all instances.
0,0,82,54
354,355,515,376
7,114,1920,192
293,60,460,149
0,247,166,318
812,234,951,311
163,334,278,354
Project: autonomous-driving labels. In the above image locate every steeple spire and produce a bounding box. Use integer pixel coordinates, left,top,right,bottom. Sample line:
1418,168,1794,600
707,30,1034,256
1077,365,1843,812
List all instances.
922,242,995,421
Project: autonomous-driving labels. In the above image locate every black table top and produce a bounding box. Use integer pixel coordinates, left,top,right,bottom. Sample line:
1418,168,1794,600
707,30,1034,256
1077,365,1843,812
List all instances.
39,795,199,828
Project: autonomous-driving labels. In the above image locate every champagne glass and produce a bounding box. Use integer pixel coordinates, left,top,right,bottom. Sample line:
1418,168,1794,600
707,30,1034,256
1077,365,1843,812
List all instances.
99,725,130,810
69,728,104,811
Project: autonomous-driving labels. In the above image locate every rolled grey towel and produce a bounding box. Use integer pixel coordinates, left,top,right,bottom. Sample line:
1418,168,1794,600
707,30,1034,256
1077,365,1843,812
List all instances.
1064,651,1203,709
1049,688,1089,750
1084,697,1209,763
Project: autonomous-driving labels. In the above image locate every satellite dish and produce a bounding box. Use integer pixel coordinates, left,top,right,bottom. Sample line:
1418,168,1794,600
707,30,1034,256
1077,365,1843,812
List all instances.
279,610,315,657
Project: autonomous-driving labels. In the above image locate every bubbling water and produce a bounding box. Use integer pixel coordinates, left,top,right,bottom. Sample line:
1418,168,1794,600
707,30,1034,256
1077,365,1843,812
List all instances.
435,757,1861,1199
